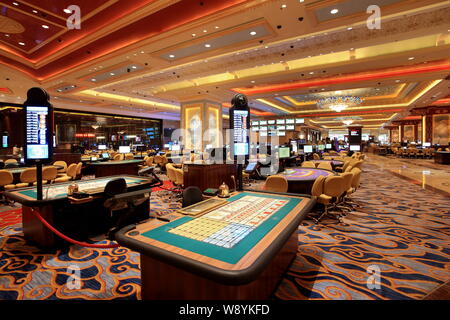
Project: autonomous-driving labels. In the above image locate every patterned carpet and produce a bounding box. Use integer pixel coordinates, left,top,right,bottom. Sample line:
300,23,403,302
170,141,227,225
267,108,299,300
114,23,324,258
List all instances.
0,164,449,300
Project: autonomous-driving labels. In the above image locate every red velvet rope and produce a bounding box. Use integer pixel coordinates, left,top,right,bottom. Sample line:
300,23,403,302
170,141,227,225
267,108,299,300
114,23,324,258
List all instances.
30,208,120,249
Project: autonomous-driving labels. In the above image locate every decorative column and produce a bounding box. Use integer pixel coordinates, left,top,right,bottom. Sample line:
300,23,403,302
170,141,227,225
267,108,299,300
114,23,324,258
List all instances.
180,97,223,151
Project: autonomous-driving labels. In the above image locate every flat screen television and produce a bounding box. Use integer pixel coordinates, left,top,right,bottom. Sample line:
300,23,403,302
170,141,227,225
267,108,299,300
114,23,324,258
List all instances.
277,131,286,136
286,125,295,130
286,119,295,124
350,145,361,151
423,142,431,147
279,146,290,159
260,120,267,125
268,120,275,125
276,119,285,125
98,144,107,150
119,146,131,153
101,153,110,159
304,145,313,153
295,118,304,124
326,143,332,149
171,145,181,151
260,131,267,137
318,145,325,151
251,126,259,131
2,135,8,148
277,125,285,130
251,121,259,126
259,126,267,131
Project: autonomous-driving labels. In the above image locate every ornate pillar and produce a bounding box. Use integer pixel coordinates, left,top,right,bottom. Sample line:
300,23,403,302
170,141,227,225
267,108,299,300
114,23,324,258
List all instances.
180,97,223,151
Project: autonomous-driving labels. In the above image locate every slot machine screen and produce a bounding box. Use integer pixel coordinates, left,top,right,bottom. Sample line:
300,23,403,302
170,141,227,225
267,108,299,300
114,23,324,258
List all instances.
25,106,51,161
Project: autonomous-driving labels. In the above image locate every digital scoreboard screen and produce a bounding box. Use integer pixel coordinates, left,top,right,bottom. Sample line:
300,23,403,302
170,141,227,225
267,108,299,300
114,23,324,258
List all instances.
233,110,249,156
2,135,8,148
25,106,50,160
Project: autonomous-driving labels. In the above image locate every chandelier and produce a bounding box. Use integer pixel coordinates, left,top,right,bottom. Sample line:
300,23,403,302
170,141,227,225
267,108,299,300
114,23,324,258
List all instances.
335,116,362,126
317,96,363,112
343,120,354,126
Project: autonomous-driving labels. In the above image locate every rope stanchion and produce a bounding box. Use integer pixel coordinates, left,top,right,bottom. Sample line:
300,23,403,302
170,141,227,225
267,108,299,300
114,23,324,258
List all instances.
30,208,120,249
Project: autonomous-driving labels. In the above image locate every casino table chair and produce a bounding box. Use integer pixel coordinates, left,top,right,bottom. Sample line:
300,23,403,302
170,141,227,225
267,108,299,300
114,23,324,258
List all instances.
174,168,184,188
301,161,315,168
322,152,330,156
322,156,332,160
182,186,203,208
263,175,288,193
166,163,176,184
335,172,354,216
0,170,16,204
344,165,353,173
351,160,364,170
53,161,67,175
5,159,17,164
313,153,320,160
125,153,134,160
154,155,163,166
39,166,58,185
313,175,345,224
317,162,333,171
4,163,18,169
54,163,77,183
16,168,37,188
113,154,122,161
342,168,362,210
75,162,83,179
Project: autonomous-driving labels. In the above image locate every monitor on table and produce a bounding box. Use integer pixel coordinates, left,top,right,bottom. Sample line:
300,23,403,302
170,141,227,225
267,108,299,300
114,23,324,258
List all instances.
119,146,131,153
245,162,258,173
171,144,181,151
164,144,170,148
98,145,107,150
423,142,431,147
326,144,332,149
304,145,313,153
91,156,98,161
101,153,110,159
350,145,361,151
318,144,325,151
279,146,290,159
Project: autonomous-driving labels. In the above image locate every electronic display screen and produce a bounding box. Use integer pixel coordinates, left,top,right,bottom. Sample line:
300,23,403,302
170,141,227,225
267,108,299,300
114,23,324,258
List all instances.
350,130,359,136
295,118,305,124
286,119,295,124
304,145,313,153
91,156,98,161
326,144,332,149
291,141,298,153
286,125,295,130
233,110,249,156
277,131,286,136
276,119,285,125
251,126,259,132
171,145,181,151
268,120,275,125
98,145,107,150
259,120,267,125
245,162,257,172
318,145,325,151
25,106,50,160
279,147,290,158
350,145,361,151
119,146,131,153
2,135,8,148
268,125,276,130
251,121,259,126
423,142,431,147
277,125,286,130
260,131,267,137
259,126,267,131
102,153,110,159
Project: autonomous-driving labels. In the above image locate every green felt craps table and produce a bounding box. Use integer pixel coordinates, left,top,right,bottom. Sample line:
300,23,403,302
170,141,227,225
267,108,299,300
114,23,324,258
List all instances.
8,176,149,201
115,190,316,289
141,192,303,264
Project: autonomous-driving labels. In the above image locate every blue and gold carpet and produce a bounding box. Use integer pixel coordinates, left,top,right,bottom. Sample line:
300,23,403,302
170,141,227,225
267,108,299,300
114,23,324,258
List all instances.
0,164,449,300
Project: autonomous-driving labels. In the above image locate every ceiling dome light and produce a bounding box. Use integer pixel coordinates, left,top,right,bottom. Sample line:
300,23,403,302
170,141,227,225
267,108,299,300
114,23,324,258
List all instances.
63,8,71,13
12,2,19,6
408,57,415,60
281,4,287,8
169,54,175,58
204,44,211,48
330,8,339,14
250,31,257,36
42,25,49,29
110,73,115,76
18,42,25,46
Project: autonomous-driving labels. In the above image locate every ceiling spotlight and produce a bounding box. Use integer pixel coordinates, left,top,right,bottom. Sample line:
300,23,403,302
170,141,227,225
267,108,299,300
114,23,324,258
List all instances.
395,80,400,82
192,33,196,37
204,44,211,48
12,2,19,6
5,34,10,37
251,81,255,83
18,42,25,46
203,29,207,33
42,25,49,29
309,71,314,75
215,26,219,29
299,0,304,2
250,31,257,36
131,66,137,69
281,4,287,8
169,54,175,58
408,57,415,60
32,10,38,13
110,73,115,76
330,8,339,14
63,8,71,13
347,27,352,30
91,79,96,82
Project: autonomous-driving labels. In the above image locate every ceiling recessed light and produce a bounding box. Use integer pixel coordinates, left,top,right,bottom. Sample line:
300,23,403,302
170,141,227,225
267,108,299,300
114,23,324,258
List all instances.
309,72,314,75
42,25,49,29
299,0,304,2
250,31,257,36
347,27,352,30
169,54,175,58
32,10,38,13
281,4,287,8
110,73,115,76
395,80,400,82
91,79,96,82
215,26,219,29
203,30,207,33
330,8,339,14
63,8,71,13
12,2,19,6
18,42,25,46
131,66,137,69
204,44,211,48
251,81,255,83
5,34,10,37
192,33,196,37
408,57,415,60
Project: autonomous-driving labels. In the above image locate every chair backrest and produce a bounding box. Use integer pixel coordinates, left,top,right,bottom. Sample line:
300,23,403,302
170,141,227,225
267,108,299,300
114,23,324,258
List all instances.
20,168,37,183
4,163,17,169
340,172,354,192
302,161,315,168
350,167,362,189
53,161,67,173
104,178,127,198
66,163,78,178
263,175,288,193
317,162,332,171
145,156,154,166
344,165,353,173
182,186,203,208
43,166,58,181
323,175,345,198
5,159,17,164
311,175,326,197
174,168,184,186
0,170,13,186
125,153,134,160
313,153,320,160
154,155,162,164
166,163,175,183
352,160,364,169
76,162,82,175
113,154,122,161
